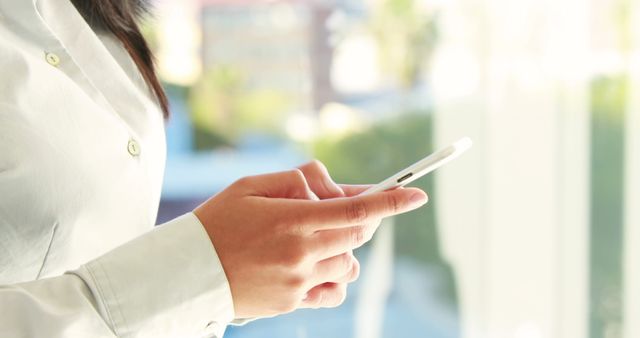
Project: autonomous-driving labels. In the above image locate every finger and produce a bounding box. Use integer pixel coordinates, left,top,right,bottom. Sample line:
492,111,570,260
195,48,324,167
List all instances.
311,252,355,285
339,184,373,197
330,253,360,284
340,184,405,197
298,160,345,199
236,169,318,200
287,187,427,231
311,220,381,259
300,282,347,309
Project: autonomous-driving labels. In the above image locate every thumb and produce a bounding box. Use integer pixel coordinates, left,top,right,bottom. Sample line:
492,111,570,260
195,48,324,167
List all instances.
298,160,345,199
239,170,318,200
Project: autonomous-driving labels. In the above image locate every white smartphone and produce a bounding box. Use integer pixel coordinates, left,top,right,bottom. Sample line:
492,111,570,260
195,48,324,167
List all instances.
359,137,473,196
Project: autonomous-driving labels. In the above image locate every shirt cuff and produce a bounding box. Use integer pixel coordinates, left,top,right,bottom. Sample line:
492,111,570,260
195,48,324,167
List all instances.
71,213,235,338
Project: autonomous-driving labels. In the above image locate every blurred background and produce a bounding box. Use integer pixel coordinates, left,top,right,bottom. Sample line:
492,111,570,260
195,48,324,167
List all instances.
145,0,640,337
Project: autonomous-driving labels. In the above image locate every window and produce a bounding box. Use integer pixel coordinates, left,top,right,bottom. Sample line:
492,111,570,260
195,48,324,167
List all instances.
151,0,640,337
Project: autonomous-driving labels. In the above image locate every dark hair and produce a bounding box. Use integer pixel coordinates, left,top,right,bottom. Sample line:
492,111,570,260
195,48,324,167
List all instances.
71,0,169,118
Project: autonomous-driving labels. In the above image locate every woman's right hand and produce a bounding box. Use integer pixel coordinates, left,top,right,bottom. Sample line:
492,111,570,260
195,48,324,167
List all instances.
193,168,428,319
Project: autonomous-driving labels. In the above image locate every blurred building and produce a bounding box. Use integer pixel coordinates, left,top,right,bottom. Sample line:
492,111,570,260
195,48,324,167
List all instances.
199,0,337,111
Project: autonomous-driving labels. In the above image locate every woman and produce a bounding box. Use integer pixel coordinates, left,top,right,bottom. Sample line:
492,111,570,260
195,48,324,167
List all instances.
0,0,428,337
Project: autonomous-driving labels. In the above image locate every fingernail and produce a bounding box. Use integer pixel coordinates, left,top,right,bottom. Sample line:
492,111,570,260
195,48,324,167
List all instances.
409,192,428,205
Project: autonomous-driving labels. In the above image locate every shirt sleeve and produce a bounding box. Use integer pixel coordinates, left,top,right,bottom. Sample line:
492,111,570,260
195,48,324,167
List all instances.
0,213,235,338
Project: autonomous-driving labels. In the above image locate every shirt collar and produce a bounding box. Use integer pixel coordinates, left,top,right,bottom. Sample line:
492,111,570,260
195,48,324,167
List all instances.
0,0,161,132
35,0,158,131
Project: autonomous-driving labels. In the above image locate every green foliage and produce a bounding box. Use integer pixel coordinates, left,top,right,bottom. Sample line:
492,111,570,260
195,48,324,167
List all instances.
314,113,434,186
188,66,293,149
589,75,627,338
367,0,438,88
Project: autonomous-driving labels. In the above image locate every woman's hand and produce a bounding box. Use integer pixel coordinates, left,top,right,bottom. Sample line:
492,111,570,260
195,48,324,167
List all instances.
295,161,375,311
193,161,428,319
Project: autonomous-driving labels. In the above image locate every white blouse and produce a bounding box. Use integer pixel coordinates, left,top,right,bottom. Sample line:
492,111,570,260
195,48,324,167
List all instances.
0,0,235,337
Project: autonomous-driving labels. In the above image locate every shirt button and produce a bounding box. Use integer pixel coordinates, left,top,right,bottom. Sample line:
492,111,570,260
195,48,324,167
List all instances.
45,52,60,67
127,139,141,156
